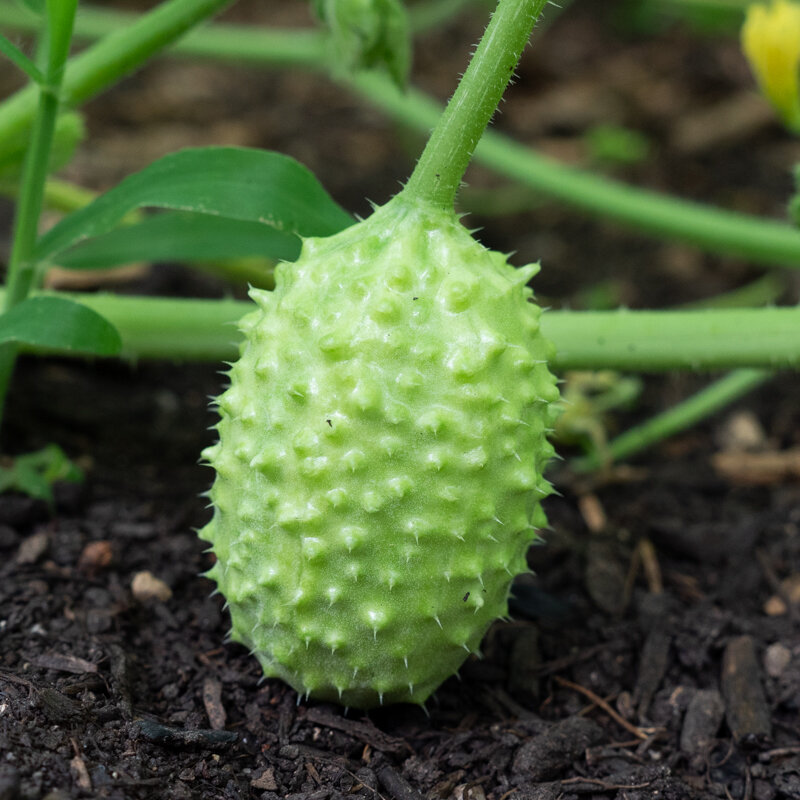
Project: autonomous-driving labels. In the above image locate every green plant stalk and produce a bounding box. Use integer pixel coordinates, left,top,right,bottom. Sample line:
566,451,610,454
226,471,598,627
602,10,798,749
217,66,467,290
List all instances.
545,307,800,369
403,0,547,207
0,0,235,150
3,10,800,267
573,367,771,471
3,79,60,310
0,1,78,433
5,1,77,311
13,291,799,370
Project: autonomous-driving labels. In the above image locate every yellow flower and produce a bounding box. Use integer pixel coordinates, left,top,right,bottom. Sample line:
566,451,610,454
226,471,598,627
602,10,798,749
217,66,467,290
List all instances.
742,0,800,132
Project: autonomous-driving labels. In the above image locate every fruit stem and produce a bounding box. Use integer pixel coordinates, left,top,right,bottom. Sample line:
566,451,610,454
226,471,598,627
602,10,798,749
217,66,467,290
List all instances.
402,0,547,209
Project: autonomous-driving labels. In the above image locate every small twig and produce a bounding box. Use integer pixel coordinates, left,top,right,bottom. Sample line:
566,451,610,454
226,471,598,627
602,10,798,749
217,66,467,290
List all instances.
343,768,389,800
759,746,800,761
0,670,37,697
710,739,737,770
560,776,653,790
639,539,663,594
743,762,753,800
553,676,657,740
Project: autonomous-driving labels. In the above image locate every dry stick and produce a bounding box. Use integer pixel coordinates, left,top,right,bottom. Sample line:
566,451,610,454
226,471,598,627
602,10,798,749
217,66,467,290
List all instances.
553,676,658,740
560,777,654,790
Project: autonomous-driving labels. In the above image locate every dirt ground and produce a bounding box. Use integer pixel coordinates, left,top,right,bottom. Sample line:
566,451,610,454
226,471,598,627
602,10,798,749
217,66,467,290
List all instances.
1,2,800,799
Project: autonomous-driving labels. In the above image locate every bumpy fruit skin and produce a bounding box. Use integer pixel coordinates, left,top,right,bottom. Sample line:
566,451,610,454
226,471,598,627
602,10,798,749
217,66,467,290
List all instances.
200,195,559,708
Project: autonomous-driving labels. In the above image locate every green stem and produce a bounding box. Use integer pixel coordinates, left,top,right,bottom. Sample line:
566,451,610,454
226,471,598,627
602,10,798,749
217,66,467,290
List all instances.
5,1,77,310
3,87,60,309
404,0,547,208
573,368,771,471
39,292,248,362
0,0,235,148
13,291,800,370
543,307,800,370
0,1,77,434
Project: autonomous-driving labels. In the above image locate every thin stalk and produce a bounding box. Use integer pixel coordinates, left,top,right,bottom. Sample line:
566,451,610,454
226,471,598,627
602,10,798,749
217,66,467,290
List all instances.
403,0,547,208
0,1,77,433
3,81,60,310
0,0,235,147
4,1,77,310
12,291,800,370
573,368,771,471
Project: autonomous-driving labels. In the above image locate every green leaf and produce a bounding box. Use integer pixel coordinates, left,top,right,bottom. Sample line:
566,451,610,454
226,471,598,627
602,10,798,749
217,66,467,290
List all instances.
314,0,411,88
0,444,83,505
0,295,121,355
36,147,354,263
13,0,44,15
0,31,45,83
56,211,301,270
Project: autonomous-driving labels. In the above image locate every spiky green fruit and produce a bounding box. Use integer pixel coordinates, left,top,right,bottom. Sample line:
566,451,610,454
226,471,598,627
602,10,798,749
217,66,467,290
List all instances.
200,195,559,708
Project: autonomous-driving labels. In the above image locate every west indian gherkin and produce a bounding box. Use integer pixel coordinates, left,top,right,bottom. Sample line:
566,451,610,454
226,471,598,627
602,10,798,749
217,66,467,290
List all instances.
200,194,560,708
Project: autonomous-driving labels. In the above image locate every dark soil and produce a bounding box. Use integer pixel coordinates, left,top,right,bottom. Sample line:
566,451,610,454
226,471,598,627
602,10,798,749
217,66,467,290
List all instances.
2,2,800,799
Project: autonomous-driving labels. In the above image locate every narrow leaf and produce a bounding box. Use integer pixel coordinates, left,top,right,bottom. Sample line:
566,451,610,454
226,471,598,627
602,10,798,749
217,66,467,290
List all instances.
0,295,121,355
13,0,44,14
36,147,354,263
56,211,301,270
0,31,45,82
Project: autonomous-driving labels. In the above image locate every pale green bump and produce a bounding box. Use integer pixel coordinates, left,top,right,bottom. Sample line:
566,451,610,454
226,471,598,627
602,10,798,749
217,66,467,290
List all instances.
371,291,403,322
386,263,414,291
360,490,386,513
326,486,348,507
342,448,366,472
201,195,559,708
